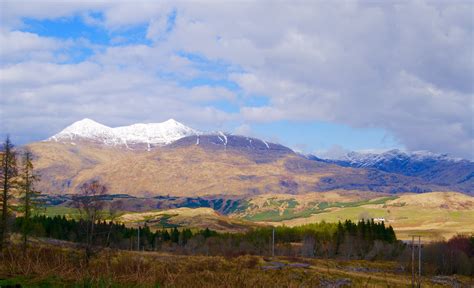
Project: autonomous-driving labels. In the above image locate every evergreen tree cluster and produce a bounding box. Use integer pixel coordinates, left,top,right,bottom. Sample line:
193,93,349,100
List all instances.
13,215,217,251
216,220,398,258
13,215,398,260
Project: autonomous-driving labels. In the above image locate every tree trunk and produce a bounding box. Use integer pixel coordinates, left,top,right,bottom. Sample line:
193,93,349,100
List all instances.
22,167,30,253
0,146,10,252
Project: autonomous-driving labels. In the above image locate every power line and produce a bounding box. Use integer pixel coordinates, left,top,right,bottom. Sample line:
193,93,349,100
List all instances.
409,235,422,287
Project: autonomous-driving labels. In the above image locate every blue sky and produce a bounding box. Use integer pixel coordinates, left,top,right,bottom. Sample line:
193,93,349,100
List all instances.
0,1,472,158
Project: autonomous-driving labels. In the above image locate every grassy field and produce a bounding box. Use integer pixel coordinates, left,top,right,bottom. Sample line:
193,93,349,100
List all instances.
1,243,472,287
42,206,80,218
242,196,399,222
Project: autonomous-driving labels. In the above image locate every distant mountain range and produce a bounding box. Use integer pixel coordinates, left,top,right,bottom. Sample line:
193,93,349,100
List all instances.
309,150,473,192
28,119,472,195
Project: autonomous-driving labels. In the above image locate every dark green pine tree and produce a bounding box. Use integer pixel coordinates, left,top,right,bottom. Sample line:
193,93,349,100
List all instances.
334,221,345,255
179,228,193,246
385,225,396,243
0,136,18,252
202,227,213,238
171,227,180,243
162,229,171,242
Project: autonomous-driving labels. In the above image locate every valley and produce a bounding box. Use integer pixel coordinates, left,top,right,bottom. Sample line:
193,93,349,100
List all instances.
3,119,474,288
41,191,474,241
25,119,473,242
3,3,473,286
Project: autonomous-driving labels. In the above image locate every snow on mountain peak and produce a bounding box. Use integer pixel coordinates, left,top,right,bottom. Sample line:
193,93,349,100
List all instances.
330,148,463,165
47,118,199,147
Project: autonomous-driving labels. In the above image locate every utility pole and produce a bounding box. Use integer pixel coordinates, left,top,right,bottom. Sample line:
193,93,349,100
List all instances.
409,235,422,287
418,236,421,288
272,228,275,257
137,226,140,251
411,235,415,288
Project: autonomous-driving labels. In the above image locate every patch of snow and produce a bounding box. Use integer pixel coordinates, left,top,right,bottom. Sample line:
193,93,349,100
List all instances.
323,148,464,165
218,131,228,145
196,136,200,145
261,139,270,149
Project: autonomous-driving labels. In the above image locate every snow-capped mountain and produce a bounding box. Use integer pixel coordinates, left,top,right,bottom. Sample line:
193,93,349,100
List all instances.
311,149,473,192
327,149,463,168
47,118,199,148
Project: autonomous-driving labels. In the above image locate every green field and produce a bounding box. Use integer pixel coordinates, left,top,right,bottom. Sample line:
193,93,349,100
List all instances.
242,196,398,222
42,206,80,218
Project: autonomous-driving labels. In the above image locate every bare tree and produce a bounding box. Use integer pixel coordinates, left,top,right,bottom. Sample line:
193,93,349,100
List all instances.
72,180,107,261
0,136,18,252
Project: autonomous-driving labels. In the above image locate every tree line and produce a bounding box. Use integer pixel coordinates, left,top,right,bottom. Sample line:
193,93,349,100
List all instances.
0,136,42,254
13,213,399,260
13,215,217,251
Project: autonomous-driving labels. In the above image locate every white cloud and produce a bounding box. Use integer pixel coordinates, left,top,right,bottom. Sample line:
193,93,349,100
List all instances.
0,31,64,63
1,1,473,159
233,124,252,136
0,58,238,143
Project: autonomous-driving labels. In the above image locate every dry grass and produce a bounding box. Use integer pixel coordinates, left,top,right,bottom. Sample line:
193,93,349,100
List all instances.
118,207,219,222
118,207,258,232
1,242,472,288
386,192,474,210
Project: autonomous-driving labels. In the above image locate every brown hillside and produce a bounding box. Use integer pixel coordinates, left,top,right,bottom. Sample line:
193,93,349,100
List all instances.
27,141,450,197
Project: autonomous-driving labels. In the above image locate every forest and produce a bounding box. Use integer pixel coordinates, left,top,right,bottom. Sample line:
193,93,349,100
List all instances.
13,215,397,259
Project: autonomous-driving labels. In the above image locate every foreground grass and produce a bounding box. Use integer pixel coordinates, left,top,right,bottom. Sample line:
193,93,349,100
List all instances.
0,242,472,287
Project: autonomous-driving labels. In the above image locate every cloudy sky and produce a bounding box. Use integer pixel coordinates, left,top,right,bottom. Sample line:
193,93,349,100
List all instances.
0,1,473,159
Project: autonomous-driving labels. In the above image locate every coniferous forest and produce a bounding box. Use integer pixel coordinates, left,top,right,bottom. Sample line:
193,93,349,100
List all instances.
14,214,399,260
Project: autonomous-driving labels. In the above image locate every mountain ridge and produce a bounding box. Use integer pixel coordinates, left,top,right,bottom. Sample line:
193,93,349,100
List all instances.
310,149,473,192
25,119,473,196
47,118,199,149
